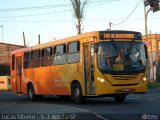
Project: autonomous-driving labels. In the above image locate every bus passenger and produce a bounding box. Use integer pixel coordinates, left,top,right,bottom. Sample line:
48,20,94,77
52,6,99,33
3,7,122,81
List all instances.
115,52,123,64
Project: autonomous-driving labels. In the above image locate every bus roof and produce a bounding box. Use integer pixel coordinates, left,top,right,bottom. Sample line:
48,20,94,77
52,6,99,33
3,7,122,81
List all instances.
11,31,99,54
11,30,142,54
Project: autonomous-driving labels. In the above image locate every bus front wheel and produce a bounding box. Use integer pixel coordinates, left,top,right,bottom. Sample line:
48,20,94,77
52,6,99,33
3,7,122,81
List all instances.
114,95,126,102
71,83,84,104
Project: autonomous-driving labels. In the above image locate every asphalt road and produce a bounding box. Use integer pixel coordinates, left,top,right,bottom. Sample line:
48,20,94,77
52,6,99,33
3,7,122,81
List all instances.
0,89,160,120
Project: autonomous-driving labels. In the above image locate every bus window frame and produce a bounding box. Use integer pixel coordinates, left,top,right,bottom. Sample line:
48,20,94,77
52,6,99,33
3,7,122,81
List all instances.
41,47,52,67
53,44,66,65
67,41,80,64
30,49,41,68
24,52,31,69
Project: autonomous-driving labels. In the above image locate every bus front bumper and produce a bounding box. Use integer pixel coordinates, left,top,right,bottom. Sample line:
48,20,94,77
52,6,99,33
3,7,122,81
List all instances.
96,82,147,96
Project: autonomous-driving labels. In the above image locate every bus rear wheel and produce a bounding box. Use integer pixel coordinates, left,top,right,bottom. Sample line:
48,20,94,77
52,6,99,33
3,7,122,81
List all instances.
28,84,43,101
28,84,35,101
71,83,84,104
114,95,126,103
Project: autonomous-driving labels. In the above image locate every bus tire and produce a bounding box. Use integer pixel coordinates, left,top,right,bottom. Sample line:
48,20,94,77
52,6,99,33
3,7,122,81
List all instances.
28,84,36,101
114,94,126,103
71,82,84,104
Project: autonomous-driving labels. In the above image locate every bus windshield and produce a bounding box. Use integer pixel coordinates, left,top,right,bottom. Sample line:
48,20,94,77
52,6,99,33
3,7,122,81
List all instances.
97,42,146,74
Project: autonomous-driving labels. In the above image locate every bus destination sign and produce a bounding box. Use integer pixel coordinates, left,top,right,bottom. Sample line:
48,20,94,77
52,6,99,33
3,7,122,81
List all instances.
99,31,142,40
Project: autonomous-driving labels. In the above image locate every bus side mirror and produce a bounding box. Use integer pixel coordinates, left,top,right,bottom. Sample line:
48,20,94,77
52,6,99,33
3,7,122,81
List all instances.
144,44,148,59
94,43,98,53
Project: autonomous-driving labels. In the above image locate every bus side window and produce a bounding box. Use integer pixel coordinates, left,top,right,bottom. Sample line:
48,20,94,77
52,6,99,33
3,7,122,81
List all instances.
41,47,52,66
67,41,80,64
53,44,66,65
12,55,15,70
24,52,30,68
30,50,40,68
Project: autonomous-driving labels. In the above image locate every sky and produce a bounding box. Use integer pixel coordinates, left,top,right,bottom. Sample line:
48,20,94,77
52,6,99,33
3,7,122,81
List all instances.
0,0,160,46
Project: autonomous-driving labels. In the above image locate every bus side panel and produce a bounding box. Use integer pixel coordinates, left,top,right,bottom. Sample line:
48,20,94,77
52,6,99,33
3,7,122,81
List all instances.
53,65,70,95
36,67,54,95
52,63,83,96
68,63,84,94
29,68,39,95
21,69,30,94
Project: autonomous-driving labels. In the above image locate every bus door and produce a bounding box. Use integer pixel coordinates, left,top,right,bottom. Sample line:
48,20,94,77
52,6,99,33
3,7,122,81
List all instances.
83,43,95,95
16,56,22,93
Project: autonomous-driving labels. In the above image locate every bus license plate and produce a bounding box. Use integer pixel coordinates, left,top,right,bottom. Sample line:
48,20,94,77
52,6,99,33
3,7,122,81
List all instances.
121,88,130,92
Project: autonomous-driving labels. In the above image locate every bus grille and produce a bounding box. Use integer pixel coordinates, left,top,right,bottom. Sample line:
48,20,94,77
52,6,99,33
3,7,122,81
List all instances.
112,74,138,80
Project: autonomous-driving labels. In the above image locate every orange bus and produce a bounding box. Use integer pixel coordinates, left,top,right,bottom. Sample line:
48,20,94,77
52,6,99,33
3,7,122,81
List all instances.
10,30,148,103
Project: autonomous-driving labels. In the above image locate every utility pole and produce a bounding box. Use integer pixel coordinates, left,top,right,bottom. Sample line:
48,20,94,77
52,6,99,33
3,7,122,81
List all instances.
150,30,154,81
38,34,40,44
155,34,159,81
156,34,158,58
109,22,112,30
23,32,26,47
0,26,3,42
144,6,150,36
144,1,151,81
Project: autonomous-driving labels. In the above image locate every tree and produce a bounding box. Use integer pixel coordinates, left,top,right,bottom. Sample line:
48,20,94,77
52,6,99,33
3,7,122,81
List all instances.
70,0,87,34
144,0,160,12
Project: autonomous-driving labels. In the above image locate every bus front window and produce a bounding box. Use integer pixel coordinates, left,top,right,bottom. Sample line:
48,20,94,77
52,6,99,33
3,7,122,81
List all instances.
97,42,146,74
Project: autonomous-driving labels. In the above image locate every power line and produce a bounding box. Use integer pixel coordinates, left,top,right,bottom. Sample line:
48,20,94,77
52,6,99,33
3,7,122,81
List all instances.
0,1,114,18
0,4,70,12
0,0,145,23
1,16,160,23
0,1,109,12
0,20,72,23
0,0,118,13
112,0,142,25
0,9,71,18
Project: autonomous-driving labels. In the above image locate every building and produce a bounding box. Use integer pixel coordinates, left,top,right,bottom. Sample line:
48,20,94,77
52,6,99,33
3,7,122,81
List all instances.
0,42,24,65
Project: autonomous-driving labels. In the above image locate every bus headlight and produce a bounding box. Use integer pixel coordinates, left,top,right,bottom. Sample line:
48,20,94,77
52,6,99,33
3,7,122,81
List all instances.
140,77,147,83
142,77,147,82
98,77,108,84
100,78,105,83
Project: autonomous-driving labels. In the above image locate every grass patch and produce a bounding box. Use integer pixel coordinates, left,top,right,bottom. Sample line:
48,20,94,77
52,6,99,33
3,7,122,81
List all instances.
147,82,160,89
